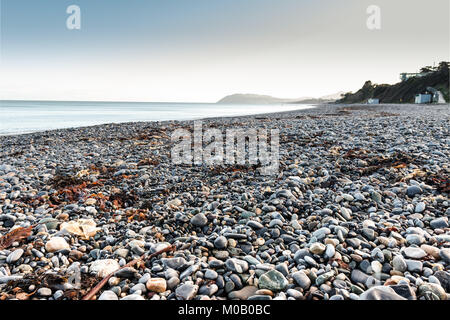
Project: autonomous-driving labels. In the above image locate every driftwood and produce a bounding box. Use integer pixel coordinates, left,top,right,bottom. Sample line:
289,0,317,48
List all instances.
82,245,175,300
0,226,33,250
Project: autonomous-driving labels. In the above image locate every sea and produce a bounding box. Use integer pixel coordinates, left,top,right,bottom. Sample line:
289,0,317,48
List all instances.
0,100,314,135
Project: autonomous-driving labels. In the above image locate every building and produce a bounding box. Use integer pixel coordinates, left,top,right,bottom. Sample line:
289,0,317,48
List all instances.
415,94,432,104
367,98,379,104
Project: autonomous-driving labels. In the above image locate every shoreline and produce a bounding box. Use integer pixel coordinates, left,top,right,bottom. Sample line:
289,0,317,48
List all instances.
0,103,449,301
1,103,449,138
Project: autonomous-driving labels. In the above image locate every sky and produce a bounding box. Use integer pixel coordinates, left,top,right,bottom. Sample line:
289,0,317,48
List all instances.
0,0,449,102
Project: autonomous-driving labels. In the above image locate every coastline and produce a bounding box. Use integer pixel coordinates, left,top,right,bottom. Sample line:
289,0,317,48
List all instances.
0,103,449,301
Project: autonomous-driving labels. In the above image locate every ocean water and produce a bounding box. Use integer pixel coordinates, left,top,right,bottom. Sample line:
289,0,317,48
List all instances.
0,100,314,135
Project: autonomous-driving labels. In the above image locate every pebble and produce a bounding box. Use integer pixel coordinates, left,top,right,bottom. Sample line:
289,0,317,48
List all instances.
146,278,167,293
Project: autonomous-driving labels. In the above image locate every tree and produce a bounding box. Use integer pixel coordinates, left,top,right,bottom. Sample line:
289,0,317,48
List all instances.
420,66,433,73
438,61,449,71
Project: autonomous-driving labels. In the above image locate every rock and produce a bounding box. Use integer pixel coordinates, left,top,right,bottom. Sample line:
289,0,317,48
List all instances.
430,217,449,229
114,267,138,278
120,294,145,300
214,236,227,249
204,269,218,280
190,213,208,227
6,249,24,264
434,271,450,292
146,278,167,293
312,227,331,239
351,269,369,285
359,286,407,300
406,186,422,198
45,237,70,252
406,234,425,245
392,255,407,272
167,198,182,207
98,290,119,300
420,244,440,259
418,283,447,300
90,259,120,278
402,247,427,260
309,242,326,255
293,249,310,263
175,283,198,300
405,259,423,273
414,202,426,213
324,244,335,259
161,257,187,269
292,271,311,290
228,286,258,300
37,288,52,297
225,258,248,273
390,284,416,300
439,248,450,263
258,270,288,291
361,228,376,241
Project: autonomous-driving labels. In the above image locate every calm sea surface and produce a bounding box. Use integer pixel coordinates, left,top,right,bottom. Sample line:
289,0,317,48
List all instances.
0,100,314,135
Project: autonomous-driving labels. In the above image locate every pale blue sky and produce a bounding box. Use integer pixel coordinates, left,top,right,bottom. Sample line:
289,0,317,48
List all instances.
1,0,449,102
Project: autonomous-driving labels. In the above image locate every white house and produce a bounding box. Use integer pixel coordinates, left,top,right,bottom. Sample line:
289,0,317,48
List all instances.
415,94,432,104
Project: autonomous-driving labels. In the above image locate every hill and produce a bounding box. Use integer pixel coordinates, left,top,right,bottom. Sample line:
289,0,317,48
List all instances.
217,92,344,104
337,62,449,104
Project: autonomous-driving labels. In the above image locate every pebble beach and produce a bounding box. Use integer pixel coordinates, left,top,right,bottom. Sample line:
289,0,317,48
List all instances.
0,103,449,300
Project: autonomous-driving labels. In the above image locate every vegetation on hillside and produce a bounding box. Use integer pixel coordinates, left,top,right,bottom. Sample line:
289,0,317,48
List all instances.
338,62,449,104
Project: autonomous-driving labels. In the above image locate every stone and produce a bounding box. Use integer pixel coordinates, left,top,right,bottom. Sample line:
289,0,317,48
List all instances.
405,260,423,273
190,213,208,227
309,242,326,255
406,234,425,245
359,286,407,300
406,186,422,198
225,258,249,273
392,255,407,272
161,257,187,269
176,283,198,300
214,236,227,249
390,284,416,300
420,244,440,259
146,278,167,293
440,248,450,263
402,247,427,260
434,271,450,292
351,269,369,285
415,202,426,213
312,227,331,239
258,270,288,291
204,269,218,280
98,290,119,300
37,288,52,297
228,286,258,300
120,294,145,300
293,249,310,263
430,217,449,229
418,283,447,300
90,259,120,278
45,237,70,252
292,271,311,289
6,249,24,264
324,244,335,259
